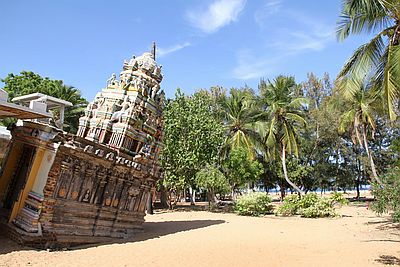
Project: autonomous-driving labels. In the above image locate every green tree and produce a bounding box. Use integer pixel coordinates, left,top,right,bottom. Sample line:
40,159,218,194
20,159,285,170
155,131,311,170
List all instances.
1,71,87,133
222,147,263,199
258,76,308,195
195,165,230,203
219,88,260,158
338,77,383,185
161,89,225,204
337,0,400,120
371,167,400,222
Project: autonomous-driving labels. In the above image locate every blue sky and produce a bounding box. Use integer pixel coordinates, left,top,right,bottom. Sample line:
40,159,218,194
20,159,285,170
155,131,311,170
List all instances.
0,0,371,101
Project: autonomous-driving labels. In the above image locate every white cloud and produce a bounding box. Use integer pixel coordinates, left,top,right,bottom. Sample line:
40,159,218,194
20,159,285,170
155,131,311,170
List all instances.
270,29,334,52
233,49,280,80
186,0,246,34
232,23,334,81
254,0,283,26
157,42,191,57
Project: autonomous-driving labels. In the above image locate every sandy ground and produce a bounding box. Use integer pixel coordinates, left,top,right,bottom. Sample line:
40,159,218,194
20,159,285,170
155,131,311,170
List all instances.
0,204,399,267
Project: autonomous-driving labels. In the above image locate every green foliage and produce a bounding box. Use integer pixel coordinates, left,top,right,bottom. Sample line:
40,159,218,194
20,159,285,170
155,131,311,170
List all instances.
258,75,308,195
300,198,337,218
297,193,320,209
234,192,273,216
371,167,400,222
161,89,225,191
275,195,300,216
329,192,349,206
222,147,263,190
195,165,230,195
1,71,87,133
336,0,400,121
276,193,344,218
219,88,260,158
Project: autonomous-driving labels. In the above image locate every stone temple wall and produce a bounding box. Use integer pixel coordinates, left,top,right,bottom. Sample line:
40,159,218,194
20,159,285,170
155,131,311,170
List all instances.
39,139,157,243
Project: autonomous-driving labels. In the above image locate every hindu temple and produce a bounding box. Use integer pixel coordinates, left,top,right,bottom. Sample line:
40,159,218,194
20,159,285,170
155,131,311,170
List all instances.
0,45,164,247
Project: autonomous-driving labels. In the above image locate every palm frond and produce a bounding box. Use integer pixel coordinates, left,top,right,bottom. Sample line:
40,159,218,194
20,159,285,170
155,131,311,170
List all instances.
383,44,400,120
337,31,386,79
337,0,390,41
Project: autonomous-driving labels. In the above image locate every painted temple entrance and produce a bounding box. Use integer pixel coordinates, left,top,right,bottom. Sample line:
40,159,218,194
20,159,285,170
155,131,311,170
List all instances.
4,144,36,210
0,46,164,247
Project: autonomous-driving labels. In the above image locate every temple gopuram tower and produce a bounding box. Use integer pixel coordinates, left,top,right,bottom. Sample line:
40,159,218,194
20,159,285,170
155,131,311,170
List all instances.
77,44,164,161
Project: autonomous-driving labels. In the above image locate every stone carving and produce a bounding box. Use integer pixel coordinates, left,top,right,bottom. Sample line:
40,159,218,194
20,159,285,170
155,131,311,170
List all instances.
106,73,118,88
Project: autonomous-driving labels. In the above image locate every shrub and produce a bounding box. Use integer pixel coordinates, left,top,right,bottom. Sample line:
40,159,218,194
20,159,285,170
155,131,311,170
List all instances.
276,193,345,218
275,195,300,216
298,193,319,209
234,192,273,216
329,192,349,206
300,198,337,218
371,167,400,222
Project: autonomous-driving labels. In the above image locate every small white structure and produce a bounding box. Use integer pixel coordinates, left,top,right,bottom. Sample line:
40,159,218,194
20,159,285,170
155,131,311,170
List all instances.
0,89,53,120
12,93,73,130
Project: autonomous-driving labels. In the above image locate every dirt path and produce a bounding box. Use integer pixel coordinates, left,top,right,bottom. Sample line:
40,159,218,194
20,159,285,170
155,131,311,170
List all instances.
0,204,399,267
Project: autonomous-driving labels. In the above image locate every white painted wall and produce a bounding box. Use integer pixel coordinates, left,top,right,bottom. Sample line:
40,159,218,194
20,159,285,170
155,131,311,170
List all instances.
31,149,56,196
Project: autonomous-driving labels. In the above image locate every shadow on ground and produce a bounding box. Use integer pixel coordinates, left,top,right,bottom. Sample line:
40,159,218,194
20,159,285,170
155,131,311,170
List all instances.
375,255,400,265
0,235,35,255
136,219,225,242
0,219,225,253
70,219,225,250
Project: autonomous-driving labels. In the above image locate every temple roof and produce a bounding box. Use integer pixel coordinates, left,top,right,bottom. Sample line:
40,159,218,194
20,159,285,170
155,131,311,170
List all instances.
12,93,73,109
0,101,52,119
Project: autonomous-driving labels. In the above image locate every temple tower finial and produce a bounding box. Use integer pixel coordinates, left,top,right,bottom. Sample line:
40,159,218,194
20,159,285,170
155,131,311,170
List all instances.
152,42,156,60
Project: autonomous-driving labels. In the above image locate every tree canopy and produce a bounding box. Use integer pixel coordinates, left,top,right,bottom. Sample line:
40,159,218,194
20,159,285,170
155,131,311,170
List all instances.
1,71,88,133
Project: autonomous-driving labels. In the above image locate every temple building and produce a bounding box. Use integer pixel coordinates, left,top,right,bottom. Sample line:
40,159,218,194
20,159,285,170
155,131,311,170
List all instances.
0,46,164,247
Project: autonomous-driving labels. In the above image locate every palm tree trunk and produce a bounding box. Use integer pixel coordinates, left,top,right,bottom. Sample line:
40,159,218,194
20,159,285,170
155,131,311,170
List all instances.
361,126,383,186
281,145,304,195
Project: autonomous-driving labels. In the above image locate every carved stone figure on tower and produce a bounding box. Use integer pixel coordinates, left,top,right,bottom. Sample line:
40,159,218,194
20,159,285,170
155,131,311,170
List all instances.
107,73,118,88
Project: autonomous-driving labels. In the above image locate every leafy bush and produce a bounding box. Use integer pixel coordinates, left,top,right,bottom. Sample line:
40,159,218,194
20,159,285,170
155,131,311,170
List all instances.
371,167,400,222
298,193,319,209
329,192,349,206
300,198,336,218
276,193,345,218
275,195,300,216
234,192,273,216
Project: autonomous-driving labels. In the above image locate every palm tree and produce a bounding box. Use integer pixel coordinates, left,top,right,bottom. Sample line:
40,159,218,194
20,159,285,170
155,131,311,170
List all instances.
337,0,400,120
1,72,88,133
219,88,260,158
338,77,383,185
258,76,307,195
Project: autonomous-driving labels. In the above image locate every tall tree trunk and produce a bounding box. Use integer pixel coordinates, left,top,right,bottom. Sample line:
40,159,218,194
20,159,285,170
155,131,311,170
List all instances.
356,157,361,199
189,187,196,205
160,185,169,208
279,184,286,201
207,189,218,204
281,146,304,195
361,126,383,186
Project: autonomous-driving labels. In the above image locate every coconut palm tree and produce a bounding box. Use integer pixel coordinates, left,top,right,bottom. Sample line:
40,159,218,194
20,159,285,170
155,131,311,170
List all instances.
338,77,383,185
337,0,400,120
258,76,307,195
218,88,260,158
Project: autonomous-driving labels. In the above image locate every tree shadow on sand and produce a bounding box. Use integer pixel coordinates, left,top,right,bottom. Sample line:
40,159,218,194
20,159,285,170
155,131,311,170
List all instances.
0,219,225,253
375,255,400,265
135,219,226,242
69,219,226,250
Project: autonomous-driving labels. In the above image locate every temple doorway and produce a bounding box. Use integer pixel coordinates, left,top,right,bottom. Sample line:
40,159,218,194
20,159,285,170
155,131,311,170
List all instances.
4,144,36,211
